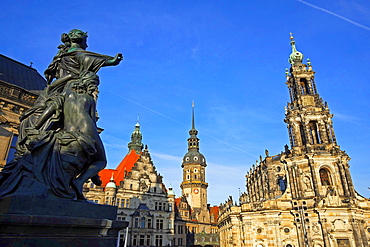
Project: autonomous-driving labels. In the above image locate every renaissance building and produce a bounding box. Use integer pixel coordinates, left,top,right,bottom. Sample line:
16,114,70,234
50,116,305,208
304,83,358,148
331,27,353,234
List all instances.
218,35,370,247
83,122,176,247
0,54,45,169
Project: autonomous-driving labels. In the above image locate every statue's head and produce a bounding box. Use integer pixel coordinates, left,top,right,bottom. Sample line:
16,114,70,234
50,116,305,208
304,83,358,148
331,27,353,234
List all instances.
67,29,88,49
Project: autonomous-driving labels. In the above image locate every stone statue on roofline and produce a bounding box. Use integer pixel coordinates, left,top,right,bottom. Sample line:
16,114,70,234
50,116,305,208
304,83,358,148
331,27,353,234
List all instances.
0,29,123,200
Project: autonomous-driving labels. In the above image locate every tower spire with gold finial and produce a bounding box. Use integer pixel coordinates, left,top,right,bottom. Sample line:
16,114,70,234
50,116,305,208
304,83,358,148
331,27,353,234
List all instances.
288,33,304,65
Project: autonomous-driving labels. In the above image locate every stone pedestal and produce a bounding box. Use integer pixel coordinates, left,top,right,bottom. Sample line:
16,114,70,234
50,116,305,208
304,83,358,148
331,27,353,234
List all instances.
0,195,128,247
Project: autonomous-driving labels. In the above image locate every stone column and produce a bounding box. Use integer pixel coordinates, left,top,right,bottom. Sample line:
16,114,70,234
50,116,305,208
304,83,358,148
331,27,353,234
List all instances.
337,163,349,197
307,157,320,198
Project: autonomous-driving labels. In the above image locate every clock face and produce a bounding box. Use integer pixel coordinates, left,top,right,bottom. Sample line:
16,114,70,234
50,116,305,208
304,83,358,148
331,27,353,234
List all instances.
194,188,199,194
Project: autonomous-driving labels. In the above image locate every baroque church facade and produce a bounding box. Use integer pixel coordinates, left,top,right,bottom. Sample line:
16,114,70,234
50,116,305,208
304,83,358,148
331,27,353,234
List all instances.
218,36,370,247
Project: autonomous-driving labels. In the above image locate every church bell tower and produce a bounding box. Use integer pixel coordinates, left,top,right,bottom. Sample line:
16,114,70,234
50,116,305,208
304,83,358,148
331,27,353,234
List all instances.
282,34,356,201
180,103,208,211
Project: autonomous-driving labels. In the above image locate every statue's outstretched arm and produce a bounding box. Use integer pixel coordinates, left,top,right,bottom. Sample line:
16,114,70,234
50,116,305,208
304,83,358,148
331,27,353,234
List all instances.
103,53,123,67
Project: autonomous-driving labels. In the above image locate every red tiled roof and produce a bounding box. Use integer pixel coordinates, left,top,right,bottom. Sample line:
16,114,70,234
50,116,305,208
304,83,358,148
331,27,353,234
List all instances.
210,206,220,221
98,150,141,187
174,197,181,207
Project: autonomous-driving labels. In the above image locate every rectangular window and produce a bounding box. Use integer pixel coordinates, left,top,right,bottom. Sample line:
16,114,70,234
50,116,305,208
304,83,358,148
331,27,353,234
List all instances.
140,217,145,229
126,199,130,208
156,219,163,229
147,218,152,228
169,203,172,211
155,235,163,246
337,239,350,247
146,235,151,246
178,238,183,245
158,202,162,211
6,134,18,163
168,220,172,229
121,199,125,208
116,198,120,206
134,218,139,228
139,235,145,246
155,202,158,210
132,235,137,246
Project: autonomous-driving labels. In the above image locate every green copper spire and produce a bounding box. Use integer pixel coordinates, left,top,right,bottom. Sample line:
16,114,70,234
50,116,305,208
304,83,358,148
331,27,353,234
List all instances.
128,115,144,154
288,33,304,65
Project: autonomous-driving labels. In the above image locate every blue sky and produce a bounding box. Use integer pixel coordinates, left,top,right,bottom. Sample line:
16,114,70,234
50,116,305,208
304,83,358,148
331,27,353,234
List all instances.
2,0,370,205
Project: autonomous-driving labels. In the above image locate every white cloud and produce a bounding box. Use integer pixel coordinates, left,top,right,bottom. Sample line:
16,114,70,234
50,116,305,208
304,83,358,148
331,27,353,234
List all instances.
297,0,370,31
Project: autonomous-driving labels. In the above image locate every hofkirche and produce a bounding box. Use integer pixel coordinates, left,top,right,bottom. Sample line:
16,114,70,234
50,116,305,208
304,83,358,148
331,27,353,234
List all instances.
0,34,369,247
218,35,370,247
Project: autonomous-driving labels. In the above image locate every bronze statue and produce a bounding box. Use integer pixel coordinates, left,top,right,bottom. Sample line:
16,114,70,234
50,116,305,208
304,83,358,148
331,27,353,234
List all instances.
0,29,122,200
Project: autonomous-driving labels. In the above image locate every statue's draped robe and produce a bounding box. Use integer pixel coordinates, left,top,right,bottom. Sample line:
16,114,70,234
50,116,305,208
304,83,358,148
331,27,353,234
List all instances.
0,50,112,198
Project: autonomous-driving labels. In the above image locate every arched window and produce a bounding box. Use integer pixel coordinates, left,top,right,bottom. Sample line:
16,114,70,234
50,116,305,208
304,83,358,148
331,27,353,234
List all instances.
319,169,331,185
300,78,310,94
277,176,287,192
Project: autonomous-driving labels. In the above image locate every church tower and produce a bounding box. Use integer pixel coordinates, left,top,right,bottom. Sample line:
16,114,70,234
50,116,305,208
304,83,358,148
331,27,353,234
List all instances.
180,103,208,212
219,34,370,247
127,118,144,154
283,34,356,201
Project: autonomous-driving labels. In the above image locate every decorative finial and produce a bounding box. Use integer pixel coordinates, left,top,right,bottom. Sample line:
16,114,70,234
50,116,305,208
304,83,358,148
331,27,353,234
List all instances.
307,58,311,65
110,173,114,181
285,68,289,75
288,33,304,65
191,101,195,130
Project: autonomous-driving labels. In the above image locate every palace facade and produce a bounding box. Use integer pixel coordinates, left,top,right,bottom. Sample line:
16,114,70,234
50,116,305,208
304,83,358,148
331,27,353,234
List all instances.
84,122,176,246
0,54,46,169
217,36,370,247
84,106,220,247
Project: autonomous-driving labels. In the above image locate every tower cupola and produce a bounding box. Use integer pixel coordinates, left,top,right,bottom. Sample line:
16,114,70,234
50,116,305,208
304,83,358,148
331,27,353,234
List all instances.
288,33,304,65
128,116,144,154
